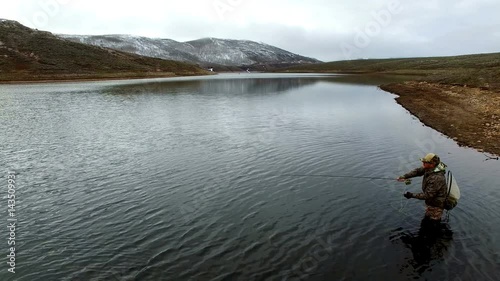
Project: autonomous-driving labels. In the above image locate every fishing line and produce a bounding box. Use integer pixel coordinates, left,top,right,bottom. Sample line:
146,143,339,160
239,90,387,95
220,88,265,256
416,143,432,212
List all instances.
279,173,412,212
279,174,399,181
399,183,410,213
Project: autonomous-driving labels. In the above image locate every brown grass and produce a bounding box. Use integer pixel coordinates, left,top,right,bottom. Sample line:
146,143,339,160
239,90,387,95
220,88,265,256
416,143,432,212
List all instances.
0,20,210,82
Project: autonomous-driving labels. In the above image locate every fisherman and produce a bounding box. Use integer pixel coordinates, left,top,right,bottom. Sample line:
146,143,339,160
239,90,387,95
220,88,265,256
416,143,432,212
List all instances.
397,153,448,222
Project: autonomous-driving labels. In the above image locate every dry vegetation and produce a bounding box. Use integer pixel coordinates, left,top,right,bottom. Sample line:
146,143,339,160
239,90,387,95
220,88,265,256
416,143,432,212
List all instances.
0,20,210,82
282,53,500,91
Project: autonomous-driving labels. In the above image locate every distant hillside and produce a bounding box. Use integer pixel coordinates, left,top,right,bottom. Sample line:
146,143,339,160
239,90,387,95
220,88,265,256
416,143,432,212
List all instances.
0,20,209,82
59,34,321,69
282,53,500,90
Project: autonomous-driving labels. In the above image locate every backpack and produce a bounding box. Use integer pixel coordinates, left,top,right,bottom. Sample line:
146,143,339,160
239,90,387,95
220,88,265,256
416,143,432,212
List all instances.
444,170,461,210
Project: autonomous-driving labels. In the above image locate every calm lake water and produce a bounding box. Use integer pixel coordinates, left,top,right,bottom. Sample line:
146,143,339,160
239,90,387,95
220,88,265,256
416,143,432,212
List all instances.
1,73,499,281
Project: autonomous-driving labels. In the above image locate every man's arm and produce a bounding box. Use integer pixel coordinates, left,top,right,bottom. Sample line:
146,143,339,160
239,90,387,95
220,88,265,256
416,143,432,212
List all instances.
402,167,425,179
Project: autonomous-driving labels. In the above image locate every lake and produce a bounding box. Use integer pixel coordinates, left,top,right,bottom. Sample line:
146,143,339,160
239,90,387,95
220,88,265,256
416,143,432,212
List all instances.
1,73,499,281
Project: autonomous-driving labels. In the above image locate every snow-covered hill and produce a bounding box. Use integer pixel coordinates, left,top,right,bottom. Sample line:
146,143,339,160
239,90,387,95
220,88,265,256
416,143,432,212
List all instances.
58,34,321,67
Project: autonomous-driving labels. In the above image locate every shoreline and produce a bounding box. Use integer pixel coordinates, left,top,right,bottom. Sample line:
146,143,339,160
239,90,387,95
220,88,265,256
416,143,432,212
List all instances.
0,71,213,84
380,81,500,156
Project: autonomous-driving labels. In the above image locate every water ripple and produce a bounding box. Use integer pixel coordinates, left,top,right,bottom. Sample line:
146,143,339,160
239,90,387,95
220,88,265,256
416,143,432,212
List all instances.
1,75,499,281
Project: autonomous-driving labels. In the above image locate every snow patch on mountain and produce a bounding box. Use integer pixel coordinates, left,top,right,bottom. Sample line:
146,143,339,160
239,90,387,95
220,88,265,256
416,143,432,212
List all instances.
58,34,321,66
59,34,200,63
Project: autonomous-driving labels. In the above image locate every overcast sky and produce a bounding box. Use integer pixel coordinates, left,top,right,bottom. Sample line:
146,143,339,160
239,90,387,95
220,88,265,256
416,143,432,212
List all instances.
1,0,499,61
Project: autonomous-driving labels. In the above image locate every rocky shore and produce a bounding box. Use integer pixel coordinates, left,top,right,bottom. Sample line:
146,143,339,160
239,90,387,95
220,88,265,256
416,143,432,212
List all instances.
380,81,500,156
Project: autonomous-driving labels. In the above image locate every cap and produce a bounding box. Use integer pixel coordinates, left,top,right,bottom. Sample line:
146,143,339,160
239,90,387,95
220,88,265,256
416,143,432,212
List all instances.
420,153,440,164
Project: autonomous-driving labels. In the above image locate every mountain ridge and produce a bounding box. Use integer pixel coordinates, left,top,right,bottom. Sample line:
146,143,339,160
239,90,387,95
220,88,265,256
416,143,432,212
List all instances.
59,34,321,69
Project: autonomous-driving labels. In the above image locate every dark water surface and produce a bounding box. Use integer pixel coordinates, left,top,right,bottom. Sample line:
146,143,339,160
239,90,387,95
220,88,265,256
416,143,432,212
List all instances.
1,74,499,281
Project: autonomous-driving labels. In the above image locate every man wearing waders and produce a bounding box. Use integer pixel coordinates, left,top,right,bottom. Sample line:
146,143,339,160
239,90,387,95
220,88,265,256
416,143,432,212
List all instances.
398,153,447,222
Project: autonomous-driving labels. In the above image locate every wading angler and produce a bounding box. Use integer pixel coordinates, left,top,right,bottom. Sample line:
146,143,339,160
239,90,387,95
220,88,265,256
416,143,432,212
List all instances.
397,153,457,226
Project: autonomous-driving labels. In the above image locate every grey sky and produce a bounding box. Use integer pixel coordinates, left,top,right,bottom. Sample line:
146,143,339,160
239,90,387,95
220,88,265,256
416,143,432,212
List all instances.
2,0,499,61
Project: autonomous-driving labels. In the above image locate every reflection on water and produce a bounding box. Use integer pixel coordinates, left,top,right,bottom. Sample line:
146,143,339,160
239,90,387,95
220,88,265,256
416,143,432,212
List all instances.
102,73,417,96
0,73,499,281
104,77,326,96
391,218,454,279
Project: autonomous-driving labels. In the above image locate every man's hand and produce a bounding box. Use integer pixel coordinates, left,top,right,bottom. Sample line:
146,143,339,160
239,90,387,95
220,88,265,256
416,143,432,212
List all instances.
397,176,406,182
403,192,413,199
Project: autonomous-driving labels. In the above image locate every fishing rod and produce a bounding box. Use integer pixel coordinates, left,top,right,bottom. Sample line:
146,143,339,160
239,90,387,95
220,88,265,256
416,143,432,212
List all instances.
279,174,412,184
280,174,413,212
